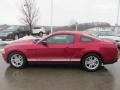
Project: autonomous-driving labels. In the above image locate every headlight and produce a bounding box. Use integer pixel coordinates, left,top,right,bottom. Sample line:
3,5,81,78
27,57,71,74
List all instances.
0,34,8,36
8,34,13,37
0,48,5,54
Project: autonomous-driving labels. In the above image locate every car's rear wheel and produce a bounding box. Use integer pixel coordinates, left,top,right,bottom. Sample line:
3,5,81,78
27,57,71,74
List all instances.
8,52,27,69
38,32,43,37
81,53,102,72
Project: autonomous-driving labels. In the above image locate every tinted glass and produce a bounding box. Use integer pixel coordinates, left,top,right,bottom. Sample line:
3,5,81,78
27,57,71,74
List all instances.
34,27,41,29
46,34,74,44
96,31,115,36
80,36,92,42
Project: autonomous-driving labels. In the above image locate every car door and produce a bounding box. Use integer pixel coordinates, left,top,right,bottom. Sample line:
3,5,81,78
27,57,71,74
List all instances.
36,34,75,62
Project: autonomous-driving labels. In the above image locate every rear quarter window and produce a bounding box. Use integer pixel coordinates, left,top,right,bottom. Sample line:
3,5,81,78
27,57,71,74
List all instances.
80,36,92,42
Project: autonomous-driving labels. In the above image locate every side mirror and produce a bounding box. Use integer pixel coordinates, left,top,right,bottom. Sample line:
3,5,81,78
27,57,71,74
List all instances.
41,40,47,46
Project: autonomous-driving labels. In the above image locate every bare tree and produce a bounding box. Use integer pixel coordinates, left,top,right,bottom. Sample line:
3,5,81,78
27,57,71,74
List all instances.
20,0,39,34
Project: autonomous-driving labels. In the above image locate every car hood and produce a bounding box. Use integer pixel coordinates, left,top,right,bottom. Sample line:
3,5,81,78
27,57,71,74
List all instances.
5,39,34,48
0,31,13,36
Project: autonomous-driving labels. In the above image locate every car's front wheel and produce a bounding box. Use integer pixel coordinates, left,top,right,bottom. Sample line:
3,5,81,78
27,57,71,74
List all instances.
14,34,19,40
8,52,27,69
81,53,102,72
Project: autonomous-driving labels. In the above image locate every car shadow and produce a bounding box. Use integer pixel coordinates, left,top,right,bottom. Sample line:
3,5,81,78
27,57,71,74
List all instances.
27,63,107,72
4,65,114,90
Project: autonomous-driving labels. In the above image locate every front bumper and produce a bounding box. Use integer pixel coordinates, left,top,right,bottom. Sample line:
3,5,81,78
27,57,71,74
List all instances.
2,53,8,63
0,35,13,41
0,48,8,63
103,57,118,64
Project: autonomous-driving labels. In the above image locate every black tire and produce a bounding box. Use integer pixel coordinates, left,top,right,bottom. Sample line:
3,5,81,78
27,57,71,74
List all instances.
8,52,27,69
81,53,102,72
38,32,43,37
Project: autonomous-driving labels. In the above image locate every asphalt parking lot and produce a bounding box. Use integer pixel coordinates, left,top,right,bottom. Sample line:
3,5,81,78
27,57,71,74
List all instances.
0,46,120,90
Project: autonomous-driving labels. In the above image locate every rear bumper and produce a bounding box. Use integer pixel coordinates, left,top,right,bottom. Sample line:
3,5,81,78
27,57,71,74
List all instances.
103,57,118,64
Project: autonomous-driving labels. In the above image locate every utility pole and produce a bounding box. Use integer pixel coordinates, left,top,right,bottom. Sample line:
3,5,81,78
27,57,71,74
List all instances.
115,0,120,33
50,0,53,33
117,0,120,25
75,22,78,31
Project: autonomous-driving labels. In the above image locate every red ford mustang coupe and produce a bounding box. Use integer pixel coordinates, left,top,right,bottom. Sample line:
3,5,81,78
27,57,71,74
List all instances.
1,31,118,71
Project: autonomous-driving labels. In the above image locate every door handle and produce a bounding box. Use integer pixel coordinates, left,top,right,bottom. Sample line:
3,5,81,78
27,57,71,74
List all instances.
66,46,69,49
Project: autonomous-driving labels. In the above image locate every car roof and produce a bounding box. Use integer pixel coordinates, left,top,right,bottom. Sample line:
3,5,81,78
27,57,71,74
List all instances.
53,31,100,40
53,31,83,35
52,31,94,37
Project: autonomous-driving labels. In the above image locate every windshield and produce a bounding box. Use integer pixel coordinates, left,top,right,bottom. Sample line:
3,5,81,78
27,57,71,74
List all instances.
96,31,115,36
33,33,53,44
7,26,19,29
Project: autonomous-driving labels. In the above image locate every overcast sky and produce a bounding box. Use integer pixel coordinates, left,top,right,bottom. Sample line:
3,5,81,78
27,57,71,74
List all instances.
0,0,119,26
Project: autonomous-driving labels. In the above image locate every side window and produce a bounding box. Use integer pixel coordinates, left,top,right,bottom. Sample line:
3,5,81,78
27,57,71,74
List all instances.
18,27,24,31
34,27,41,29
80,36,92,42
46,34,74,44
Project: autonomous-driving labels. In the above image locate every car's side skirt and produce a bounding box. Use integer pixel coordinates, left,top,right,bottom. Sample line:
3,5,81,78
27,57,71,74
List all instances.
28,58,80,62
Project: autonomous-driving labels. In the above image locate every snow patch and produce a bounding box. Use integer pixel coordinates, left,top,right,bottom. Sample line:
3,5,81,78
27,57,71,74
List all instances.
1,36,37,45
